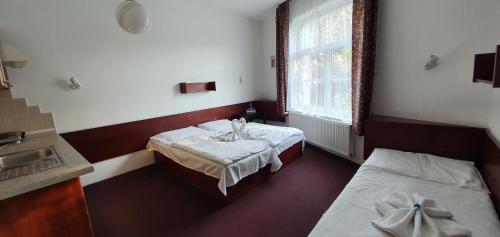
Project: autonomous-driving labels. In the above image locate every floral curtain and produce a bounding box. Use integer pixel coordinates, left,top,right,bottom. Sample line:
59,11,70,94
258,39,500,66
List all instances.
351,0,378,135
276,1,290,117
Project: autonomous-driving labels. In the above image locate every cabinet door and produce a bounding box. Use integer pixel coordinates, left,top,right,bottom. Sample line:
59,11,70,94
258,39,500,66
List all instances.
0,178,93,237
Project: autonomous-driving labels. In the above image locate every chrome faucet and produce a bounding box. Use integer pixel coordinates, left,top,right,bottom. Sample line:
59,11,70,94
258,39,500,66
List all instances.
0,132,26,151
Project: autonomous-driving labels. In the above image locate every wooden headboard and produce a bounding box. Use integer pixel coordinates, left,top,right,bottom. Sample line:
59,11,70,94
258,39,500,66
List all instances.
364,115,500,217
364,116,486,161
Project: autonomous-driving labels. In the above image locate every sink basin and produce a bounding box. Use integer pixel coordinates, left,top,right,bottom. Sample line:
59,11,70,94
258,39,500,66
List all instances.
0,146,65,181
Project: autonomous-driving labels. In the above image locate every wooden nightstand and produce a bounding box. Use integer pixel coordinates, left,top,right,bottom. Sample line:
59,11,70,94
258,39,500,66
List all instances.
243,113,266,124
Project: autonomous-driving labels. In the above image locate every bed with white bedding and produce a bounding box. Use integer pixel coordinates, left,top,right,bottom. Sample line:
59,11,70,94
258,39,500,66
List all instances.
309,149,500,237
147,126,282,196
197,119,305,154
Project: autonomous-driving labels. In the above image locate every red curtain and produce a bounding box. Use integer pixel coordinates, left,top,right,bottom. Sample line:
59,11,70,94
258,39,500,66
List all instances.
352,0,378,135
276,1,289,117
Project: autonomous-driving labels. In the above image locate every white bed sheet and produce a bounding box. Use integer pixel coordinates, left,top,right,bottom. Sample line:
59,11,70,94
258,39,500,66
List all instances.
273,132,305,154
150,126,213,144
309,167,500,236
197,120,305,154
147,139,282,196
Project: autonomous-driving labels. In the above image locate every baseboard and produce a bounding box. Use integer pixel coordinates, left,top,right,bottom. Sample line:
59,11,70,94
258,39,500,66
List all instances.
81,149,155,186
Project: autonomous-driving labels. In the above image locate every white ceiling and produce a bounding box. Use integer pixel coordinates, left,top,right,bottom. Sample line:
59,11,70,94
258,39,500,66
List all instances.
195,0,285,20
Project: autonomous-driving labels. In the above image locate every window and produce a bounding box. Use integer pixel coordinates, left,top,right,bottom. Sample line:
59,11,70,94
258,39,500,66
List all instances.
287,0,353,123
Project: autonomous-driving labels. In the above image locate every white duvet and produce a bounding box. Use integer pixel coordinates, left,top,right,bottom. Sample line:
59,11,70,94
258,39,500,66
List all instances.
147,126,282,195
246,123,304,147
309,149,500,237
171,135,269,165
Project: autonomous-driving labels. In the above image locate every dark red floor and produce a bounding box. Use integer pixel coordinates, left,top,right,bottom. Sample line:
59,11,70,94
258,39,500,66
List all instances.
83,146,359,237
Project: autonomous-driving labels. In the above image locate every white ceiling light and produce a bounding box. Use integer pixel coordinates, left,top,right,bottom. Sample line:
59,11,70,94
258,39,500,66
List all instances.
116,0,150,34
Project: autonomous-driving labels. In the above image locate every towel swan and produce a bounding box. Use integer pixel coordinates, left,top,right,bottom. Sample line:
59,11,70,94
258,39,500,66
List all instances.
213,118,272,144
213,118,247,142
231,118,247,140
372,192,471,237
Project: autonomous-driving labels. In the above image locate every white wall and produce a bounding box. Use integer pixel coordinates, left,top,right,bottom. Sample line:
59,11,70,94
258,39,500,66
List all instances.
258,0,500,162
257,11,278,100
373,0,500,128
0,0,264,185
259,0,500,126
1,0,262,133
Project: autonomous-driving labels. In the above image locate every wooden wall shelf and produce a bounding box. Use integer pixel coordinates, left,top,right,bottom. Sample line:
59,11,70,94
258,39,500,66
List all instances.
179,81,216,93
473,45,500,88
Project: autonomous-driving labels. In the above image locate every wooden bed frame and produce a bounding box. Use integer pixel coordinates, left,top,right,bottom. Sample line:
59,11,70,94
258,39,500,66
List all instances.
154,141,303,204
364,115,500,217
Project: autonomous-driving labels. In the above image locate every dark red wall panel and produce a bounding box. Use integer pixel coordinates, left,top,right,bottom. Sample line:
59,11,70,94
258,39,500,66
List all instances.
364,116,486,162
61,100,285,164
254,100,285,122
61,103,248,163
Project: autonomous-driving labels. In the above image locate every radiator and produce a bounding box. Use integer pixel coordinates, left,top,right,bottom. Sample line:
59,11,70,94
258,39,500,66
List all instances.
289,113,352,157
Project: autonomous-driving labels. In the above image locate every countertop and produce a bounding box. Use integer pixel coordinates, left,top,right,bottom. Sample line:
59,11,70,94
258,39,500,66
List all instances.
0,130,93,200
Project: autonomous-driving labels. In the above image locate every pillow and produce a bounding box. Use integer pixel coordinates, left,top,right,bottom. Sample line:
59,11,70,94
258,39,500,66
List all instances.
364,148,490,193
197,119,233,132
150,126,212,144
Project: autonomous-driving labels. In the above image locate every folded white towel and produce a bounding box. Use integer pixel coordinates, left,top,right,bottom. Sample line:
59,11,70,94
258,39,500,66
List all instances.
212,131,237,142
210,119,303,150
371,192,471,237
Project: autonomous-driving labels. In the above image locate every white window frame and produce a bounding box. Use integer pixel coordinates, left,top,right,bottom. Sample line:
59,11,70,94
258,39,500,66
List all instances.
288,1,353,123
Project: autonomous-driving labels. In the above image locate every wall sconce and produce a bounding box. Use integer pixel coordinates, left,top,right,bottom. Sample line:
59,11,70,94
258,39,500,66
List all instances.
425,55,439,70
69,77,82,90
116,0,151,35
0,42,29,68
271,56,276,68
